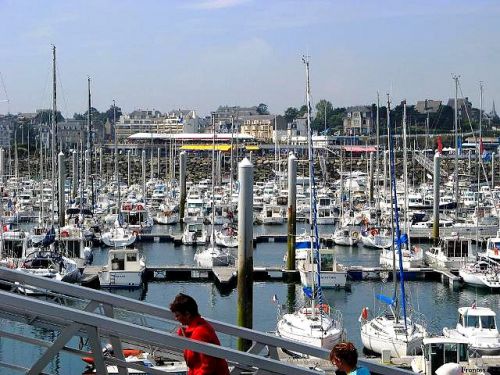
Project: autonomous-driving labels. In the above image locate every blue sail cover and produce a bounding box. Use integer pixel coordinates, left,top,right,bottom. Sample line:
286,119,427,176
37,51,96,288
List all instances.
41,226,56,247
376,294,395,306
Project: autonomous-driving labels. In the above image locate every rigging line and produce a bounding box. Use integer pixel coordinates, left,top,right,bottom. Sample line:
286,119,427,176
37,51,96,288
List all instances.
0,72,10,112
55,64,70,119
457,80,490,187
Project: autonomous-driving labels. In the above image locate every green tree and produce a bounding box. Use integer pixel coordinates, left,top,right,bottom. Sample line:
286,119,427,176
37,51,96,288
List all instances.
298,105,308,117
313,99,333,132
284,107,299,123
35,110,64,124
256,103,269,115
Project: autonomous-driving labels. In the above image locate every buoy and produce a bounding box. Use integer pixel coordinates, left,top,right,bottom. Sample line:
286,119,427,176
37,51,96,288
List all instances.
132,231,138,237
136,203,144,211
370,228,378,236
61,230,70,238
361,307,369,320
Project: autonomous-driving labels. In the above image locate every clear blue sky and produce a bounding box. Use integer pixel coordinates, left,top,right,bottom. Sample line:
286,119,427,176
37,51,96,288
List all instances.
0,0,499,117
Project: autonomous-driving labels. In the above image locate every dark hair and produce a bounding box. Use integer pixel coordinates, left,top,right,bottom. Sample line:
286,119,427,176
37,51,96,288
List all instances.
330,342,358,368
170,293,199,316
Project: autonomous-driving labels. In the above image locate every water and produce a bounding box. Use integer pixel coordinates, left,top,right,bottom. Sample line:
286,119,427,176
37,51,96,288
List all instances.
1,223,500,374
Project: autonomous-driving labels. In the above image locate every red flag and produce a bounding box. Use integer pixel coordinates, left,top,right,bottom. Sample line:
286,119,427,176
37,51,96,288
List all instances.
479,138,484,155
437,136,443,154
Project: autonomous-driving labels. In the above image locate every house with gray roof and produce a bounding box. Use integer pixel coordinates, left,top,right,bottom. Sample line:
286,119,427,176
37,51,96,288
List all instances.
343,106,373,135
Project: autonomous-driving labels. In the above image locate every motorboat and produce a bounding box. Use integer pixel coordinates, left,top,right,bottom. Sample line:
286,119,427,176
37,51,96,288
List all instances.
410,337,469,374
379,247,423,270
214,224,238,248
181,223,208,246
360,227,392,249
332,227,359,246
482,230,500,261
298,247,348,289
97,248,145,288
425,236,471,269
193,244,230,268
459,260,500,289
443,306,500,356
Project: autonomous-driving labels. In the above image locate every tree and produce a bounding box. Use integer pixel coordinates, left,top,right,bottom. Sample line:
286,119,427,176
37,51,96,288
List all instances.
256,103,269,115
35,110,64,124
284,107,299,123
104,105,122,123
298,105,308,117
313,99,334,132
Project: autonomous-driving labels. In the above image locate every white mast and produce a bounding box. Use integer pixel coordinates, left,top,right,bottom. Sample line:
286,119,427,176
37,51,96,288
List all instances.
402,101,411,250
453,74,460,219
303,55,318,315
50,45,57,227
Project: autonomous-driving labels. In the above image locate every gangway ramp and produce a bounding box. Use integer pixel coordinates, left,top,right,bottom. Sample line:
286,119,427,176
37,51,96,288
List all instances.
0,268,412,375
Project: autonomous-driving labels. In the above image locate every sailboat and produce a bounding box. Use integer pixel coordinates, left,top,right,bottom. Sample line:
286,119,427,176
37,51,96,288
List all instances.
360,96,427,358
276,56,345,350
194,116,230,268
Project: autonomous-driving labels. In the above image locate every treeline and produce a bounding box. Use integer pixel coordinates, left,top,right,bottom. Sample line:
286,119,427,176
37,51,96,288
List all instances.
277,99,500,135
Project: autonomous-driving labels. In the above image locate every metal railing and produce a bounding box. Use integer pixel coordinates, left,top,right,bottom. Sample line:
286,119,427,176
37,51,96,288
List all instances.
0,268,412,375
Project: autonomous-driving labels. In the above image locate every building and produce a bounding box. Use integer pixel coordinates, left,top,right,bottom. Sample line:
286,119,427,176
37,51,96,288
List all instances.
57,119,87,150
115,109,201,141
415,100,442,114
447,97,474,121
240,115,286,142
211,106,259,133
286,116,307,140
0,118,12,148
343,106,373,135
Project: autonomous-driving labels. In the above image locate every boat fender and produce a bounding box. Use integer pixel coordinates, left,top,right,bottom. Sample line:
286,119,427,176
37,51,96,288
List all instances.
136,204,144,211
352,231,359,238
61,230,70,238
370,228,378,236
361,307,369,320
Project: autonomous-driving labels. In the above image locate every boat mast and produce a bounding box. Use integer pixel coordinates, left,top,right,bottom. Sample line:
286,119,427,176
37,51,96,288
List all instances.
375,92,380,215
303,55,319,314
114,100,121,225
386,94,398,320
230,115,234,195
453,74,460,220
211,114,216,245
50,45,57,227
87,77,95,213
402,101,411,250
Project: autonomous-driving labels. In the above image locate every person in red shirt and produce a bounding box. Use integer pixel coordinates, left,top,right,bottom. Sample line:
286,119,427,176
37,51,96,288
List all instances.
170,293,230,375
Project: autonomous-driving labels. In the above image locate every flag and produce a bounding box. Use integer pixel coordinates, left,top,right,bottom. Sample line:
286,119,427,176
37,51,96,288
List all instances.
272,294,279,304
472,301,476,309
479,138,484,155
437,136,443,154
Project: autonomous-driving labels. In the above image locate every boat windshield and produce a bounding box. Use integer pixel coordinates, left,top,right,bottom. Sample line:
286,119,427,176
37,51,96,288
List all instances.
480,315,496,329
465,315,480,328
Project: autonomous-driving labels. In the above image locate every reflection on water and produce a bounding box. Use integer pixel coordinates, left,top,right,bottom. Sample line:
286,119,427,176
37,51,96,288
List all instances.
2,223,499,374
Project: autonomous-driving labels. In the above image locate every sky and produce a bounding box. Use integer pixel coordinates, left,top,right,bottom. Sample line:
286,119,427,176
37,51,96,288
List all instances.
0,0,499,118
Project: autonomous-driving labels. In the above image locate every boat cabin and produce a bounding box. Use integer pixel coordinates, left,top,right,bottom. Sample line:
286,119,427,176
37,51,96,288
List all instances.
457,307,497,331
420,337,469,375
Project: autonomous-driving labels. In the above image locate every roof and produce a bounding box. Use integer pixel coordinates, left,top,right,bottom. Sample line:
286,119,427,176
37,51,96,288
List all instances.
128,132,255,141
343,145,377,152
459,306,496,316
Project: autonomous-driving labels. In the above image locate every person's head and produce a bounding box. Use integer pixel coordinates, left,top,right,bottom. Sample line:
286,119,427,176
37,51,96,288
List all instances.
330,342,358,372
170,293,200,325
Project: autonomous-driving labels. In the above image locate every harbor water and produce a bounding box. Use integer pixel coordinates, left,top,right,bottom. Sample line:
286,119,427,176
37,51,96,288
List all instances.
1,223,499,374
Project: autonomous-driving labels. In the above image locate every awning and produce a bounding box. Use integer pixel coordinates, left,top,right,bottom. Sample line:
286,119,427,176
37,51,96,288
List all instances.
343,146,377,153
245,145,260,151
179,144,232,152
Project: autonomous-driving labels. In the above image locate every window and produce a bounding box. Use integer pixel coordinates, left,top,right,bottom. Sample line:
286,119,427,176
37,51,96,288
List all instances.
480,316,496,329
127,253,137,262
